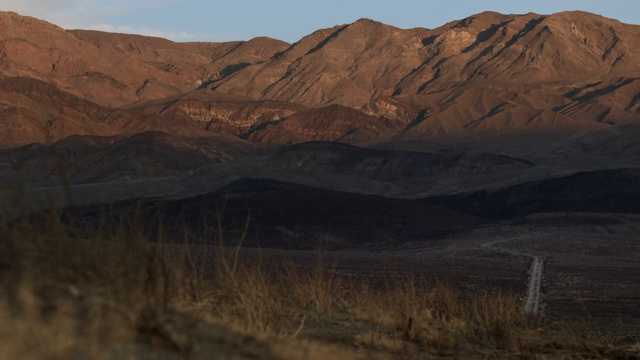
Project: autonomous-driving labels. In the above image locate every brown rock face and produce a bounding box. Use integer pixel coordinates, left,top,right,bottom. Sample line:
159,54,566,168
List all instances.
210,11,640,108
211,19,430,107
0,10,639,148
241,104,405,144
0,11,289,106
130,90,308,137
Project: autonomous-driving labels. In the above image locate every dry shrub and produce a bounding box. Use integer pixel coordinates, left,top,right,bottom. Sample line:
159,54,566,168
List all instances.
283,248,349,316
0,206,637,359
188,215,296,335
344,274,531,352
466,291,527,349
272,338,370,360
0,209,199,358
354,331,414,354
205,253,292,335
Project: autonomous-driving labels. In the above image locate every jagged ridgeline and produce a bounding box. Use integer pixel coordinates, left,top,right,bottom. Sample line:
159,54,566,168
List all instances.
0,11,639,147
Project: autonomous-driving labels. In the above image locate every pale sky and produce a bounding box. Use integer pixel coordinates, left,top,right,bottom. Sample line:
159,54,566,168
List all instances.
0,0,637,43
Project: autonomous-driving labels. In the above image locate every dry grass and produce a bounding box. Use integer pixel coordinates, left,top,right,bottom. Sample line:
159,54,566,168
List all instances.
0,210,195,358
0,208,638,359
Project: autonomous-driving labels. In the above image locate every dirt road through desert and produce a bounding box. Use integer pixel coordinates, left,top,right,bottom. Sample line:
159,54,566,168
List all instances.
482,238,545,315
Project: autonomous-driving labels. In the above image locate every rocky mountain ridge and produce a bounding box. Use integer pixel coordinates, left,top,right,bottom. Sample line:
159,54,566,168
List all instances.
0,10,639,147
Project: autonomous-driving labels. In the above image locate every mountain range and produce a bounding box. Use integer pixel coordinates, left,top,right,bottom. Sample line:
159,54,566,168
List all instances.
2,10,640,239
0,10,639,148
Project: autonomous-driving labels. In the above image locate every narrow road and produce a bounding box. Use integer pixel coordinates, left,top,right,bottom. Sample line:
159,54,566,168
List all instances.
525,256,544,316
482,238,545,316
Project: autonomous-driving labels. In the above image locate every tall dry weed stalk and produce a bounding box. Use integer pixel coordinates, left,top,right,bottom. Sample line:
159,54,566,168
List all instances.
0,207,198,358
0,204,634,359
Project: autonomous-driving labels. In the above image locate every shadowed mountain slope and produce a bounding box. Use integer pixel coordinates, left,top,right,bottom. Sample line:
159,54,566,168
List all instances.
52,178,486,249
0,131,252,185
423,168,640,219
243,141,535,181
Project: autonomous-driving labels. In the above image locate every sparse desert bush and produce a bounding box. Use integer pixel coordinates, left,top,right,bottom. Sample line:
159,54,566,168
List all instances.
0,208,199,358
0,207,637,359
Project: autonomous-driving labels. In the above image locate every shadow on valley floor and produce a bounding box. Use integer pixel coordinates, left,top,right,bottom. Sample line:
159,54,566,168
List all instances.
423,168,640,219
40,178,486,250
